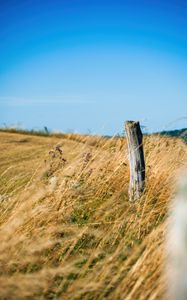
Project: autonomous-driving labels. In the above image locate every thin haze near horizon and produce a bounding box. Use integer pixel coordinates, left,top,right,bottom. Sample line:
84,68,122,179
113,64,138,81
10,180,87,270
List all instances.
1,0,187,135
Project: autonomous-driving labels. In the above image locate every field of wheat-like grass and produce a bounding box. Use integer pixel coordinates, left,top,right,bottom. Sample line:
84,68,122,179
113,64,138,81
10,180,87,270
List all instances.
0,131,187,300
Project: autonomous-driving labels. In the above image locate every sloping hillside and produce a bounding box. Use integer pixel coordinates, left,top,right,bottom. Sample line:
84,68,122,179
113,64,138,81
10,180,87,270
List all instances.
160,128,187,142
0,131,187,300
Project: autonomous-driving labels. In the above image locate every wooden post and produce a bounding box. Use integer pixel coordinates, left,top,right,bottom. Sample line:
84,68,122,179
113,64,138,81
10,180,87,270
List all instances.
125,121,145,202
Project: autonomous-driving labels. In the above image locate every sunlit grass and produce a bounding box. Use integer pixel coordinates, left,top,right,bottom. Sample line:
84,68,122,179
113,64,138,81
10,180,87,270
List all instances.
0,130,186,299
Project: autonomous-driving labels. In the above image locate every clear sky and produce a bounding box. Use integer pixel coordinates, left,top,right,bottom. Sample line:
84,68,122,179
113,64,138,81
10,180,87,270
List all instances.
1,0,187,135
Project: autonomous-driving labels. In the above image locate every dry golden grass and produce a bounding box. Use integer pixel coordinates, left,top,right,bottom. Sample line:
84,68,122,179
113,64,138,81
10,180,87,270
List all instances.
0,131,186,300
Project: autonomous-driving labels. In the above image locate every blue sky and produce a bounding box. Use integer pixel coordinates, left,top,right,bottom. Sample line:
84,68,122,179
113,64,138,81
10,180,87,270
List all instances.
1,0,187,135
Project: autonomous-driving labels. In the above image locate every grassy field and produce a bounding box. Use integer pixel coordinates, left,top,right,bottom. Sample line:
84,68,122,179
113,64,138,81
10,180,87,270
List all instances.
0,131,187,299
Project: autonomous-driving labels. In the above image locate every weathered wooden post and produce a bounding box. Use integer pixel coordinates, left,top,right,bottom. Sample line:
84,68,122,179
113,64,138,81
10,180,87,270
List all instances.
125,121,145,202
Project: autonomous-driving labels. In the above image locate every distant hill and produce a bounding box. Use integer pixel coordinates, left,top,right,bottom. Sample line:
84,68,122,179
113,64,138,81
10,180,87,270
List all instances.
159,128,187,142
